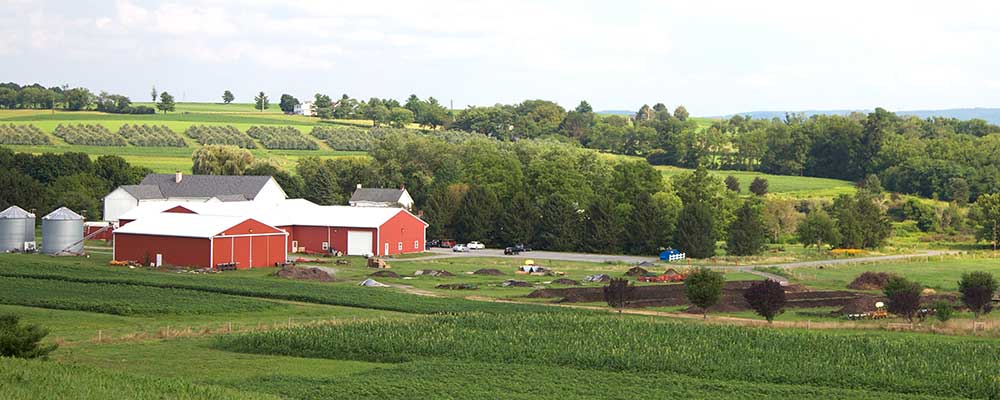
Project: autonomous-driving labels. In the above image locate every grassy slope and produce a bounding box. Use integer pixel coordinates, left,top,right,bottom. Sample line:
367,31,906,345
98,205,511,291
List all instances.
657,165,856,198
779,255,1000,291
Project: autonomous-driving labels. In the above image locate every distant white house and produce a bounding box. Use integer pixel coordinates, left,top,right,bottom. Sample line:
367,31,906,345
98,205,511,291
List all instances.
349,185,414,210
102,172,287,223
294,101,314,116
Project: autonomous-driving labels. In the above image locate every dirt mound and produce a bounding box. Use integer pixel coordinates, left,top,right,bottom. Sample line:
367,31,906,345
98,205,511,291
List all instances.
415,269,454,277
436,283,478,290
848,272,899,290
276,266,333,282
836,295,886,315
502,280,532,287
551,278,579,286
473,268,505,276
369,270,400,278
625,266,649,276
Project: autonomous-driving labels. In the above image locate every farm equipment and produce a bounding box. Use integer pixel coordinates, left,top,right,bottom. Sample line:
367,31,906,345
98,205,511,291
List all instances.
367,257,391,269
846,301,889,320
659,248,686,262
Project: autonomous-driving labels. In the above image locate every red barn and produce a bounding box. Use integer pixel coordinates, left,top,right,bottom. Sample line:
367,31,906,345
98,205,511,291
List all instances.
281,207,428,256
113,213,287,269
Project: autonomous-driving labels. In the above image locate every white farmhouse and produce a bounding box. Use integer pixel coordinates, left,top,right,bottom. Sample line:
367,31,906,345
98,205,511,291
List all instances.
102,172,287,223
349,185,414,210
294,101,314,116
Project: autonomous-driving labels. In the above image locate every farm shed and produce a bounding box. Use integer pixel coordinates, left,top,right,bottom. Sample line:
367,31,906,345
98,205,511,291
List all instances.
115,199,428,257
113,213,287,269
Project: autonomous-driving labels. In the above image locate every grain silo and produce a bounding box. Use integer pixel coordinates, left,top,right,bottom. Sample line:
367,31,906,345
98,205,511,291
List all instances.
42,207,84,255
0,206,35,252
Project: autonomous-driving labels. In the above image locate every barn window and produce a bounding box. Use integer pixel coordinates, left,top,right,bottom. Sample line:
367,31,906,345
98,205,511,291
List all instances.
397,242,403,251
414,240,419,249
321,242,329,250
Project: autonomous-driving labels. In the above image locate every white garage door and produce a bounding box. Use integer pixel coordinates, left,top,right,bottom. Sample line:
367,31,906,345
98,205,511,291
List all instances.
346,231,373,256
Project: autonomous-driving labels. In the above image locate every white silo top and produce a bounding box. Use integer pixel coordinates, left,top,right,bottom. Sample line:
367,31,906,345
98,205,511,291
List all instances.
0,206,34,219
43,207,83,220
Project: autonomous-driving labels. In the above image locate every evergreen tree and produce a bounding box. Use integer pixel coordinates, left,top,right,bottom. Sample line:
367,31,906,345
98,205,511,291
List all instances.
724,175,740,192
451,185,498,243
583,196,624,254
536,194,582,251
727,199,766,256
624,193,667,255
496,191,539,245
675,202,717,258
749,177,769,196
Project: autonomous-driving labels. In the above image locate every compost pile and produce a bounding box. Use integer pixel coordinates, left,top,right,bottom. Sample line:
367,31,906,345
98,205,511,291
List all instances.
625,266,649,276
276,266,333,282
848,272,898,290
473,268,505,276
369,270,400,278
502,279,532,287
551,278,580,286
436,283,478,290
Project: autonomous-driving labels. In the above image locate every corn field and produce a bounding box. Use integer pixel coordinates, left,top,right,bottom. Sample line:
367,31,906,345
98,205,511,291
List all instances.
0,124,50,145
216,313,1000,399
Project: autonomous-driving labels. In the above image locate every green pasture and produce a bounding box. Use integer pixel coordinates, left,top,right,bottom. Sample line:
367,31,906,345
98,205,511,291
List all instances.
132,101,284,114
657,165,857,198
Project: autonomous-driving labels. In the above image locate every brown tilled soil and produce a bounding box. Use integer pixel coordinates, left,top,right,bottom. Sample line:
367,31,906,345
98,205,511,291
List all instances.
847,272,899,290
369,270,401,278
625,266,649,276
551,278,580,286
503,280,533,287
473,268,505,276
436,283,478,290
416,269,455,277
276,266,333,282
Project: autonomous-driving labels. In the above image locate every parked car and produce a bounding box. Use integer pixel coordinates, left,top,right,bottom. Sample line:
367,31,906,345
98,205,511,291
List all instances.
452,244,469,252
426,239,440,249
439,239,457,248
467,241,485,250
514,243,531,252
504,247,521,255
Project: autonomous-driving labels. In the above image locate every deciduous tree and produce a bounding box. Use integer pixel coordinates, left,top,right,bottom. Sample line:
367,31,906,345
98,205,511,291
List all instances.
749,177,769,196
222,90,235,104
744,279,786,323
156,92,175,114
191,145,253,175
958,271,997,320
883,276,923,323
685,267,725,319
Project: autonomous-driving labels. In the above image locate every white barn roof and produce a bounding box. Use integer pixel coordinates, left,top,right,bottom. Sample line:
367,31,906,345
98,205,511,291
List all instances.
114,213,263,239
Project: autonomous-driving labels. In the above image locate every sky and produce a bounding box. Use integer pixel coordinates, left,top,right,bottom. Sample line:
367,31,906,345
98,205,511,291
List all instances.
2,0,999,116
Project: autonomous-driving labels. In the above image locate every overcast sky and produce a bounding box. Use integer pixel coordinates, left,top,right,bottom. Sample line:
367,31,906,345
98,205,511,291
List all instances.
2,0,999,115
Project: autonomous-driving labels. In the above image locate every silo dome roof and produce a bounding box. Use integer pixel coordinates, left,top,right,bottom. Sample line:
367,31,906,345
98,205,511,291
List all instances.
0,206,34,219
43,207,83,221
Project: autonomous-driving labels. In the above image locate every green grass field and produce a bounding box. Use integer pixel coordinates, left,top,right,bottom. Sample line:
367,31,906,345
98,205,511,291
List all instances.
776,254,1000,291
657,165,857,198
132,101,285,114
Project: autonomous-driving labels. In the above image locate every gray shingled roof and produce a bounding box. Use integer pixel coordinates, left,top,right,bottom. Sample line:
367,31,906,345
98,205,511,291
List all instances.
139,174,272,200
120,185,164,200
350,188,405,203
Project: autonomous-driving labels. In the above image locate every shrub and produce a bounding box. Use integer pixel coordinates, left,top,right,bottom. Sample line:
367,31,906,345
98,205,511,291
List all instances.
684,267,724,319
53,124,126,146
184,125,256,149
743,279,786,323
958,271,997,320
117,124,186,147
749,177,769,196
931,300,954,322
883,276,922,322
603,278,634,311
0,314,57,359
247,125,318,150
724,175,740,192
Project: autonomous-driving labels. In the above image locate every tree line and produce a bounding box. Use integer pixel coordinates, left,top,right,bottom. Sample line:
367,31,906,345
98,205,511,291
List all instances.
0,147,151,220
0,82,176,114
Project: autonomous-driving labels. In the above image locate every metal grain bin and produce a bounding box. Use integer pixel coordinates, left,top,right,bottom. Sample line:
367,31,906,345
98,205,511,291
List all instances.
42,207,84,255
0,206,34,252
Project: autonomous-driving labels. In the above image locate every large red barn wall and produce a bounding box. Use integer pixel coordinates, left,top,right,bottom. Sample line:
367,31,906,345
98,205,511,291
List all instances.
212,235,285,269
378,211,426,256
114,233,210,267
222,219,284,235
286,225,376,255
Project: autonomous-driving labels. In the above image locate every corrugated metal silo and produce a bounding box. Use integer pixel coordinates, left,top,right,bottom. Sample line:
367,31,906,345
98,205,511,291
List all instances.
42,207,84,255
0,206,34,252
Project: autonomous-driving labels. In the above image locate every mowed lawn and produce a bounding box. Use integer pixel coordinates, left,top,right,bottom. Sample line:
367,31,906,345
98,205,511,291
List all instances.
656,165,856,198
